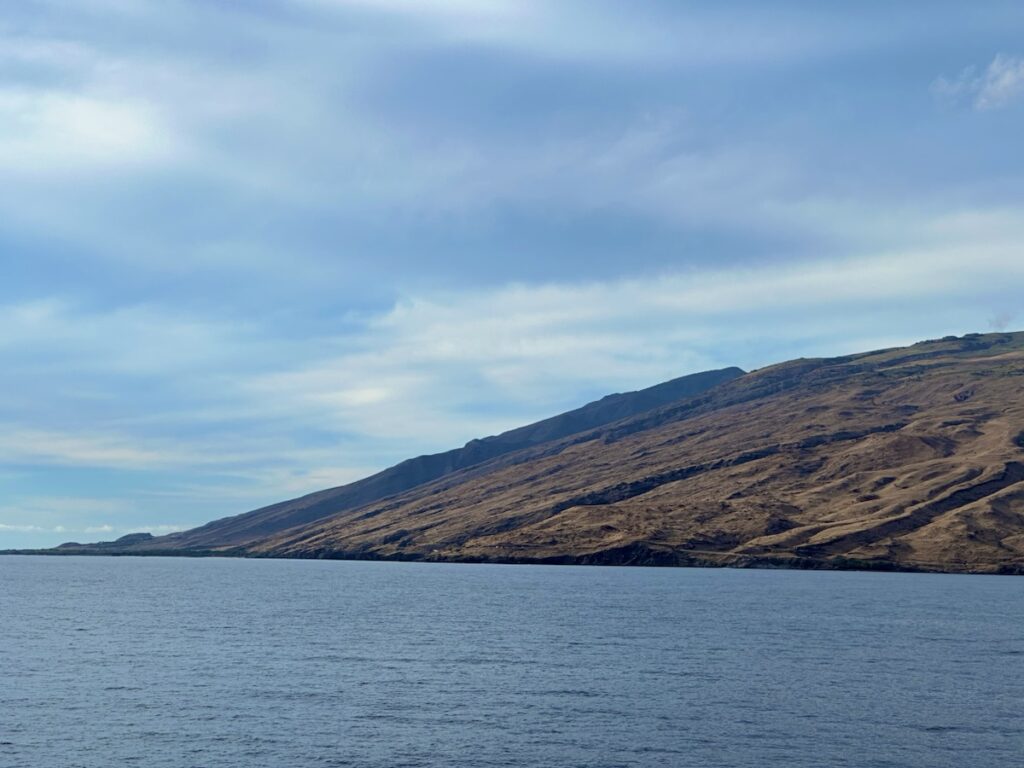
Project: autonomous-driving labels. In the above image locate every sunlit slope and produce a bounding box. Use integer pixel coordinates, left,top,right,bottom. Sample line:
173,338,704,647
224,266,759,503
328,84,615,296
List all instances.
246,333,1024,573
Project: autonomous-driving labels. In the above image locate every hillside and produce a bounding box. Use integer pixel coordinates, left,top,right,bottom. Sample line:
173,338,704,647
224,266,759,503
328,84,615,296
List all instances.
242,332,1024,573
95,366,743,550
31,332,1024,574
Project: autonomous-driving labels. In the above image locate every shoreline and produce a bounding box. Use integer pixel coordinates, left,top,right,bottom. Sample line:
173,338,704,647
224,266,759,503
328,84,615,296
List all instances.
3,546,1021,576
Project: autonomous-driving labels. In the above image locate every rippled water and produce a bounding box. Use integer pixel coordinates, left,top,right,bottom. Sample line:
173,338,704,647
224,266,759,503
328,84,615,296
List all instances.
1,556,1021,767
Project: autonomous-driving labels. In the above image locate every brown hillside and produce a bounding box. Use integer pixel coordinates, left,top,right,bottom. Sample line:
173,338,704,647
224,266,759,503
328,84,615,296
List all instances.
244,332,1024,573
147,366,742,549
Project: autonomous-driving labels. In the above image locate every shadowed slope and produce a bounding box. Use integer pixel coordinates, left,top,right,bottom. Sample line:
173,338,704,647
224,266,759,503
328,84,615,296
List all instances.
144,366,744,549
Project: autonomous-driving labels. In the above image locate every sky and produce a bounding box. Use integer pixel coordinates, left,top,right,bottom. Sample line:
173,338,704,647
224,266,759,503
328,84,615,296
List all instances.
2,0,1023,548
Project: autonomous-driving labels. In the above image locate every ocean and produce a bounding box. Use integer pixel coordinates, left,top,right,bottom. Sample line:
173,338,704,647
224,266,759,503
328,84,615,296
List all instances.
1,556,1021,767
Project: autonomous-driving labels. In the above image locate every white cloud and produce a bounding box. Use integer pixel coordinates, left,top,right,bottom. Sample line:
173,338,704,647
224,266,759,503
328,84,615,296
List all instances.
244,221,1024,446
0,89,177,173
1,214,1022,544
0,6,905,265
2,202,1022,482
1,1,1020,550
932,53,1024,110
0,428,188,469
977,54,1024,109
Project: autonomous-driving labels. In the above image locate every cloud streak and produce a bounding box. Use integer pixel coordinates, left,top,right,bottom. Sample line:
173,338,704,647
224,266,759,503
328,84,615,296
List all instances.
0,428,189,469
932,53,1024,110
2,1,1023,547
4,214,1020,478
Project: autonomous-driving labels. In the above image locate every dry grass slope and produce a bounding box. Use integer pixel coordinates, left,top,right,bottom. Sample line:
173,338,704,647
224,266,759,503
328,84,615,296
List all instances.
245,332,1024,573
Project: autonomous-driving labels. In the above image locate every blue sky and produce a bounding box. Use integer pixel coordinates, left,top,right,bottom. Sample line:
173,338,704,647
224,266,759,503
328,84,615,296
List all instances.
2,1,1023,548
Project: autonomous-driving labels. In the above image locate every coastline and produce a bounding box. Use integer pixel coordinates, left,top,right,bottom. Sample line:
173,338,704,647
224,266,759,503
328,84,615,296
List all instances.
3,546,1021,575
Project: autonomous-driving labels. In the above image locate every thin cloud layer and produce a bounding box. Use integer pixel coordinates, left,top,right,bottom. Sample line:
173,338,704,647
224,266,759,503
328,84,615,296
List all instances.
2,0,1023,547
933,53,1024,110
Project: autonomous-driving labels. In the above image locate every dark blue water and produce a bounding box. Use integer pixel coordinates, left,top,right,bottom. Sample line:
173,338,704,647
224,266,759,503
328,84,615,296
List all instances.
1,557,1021,767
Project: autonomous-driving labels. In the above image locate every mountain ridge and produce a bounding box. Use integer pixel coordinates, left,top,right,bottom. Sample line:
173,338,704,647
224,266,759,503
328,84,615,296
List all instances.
14,332,1024,574
87,366,744,551
236,331,1024,574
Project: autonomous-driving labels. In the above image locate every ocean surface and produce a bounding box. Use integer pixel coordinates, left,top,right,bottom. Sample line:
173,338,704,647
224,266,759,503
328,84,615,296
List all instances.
1,557,1021,768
